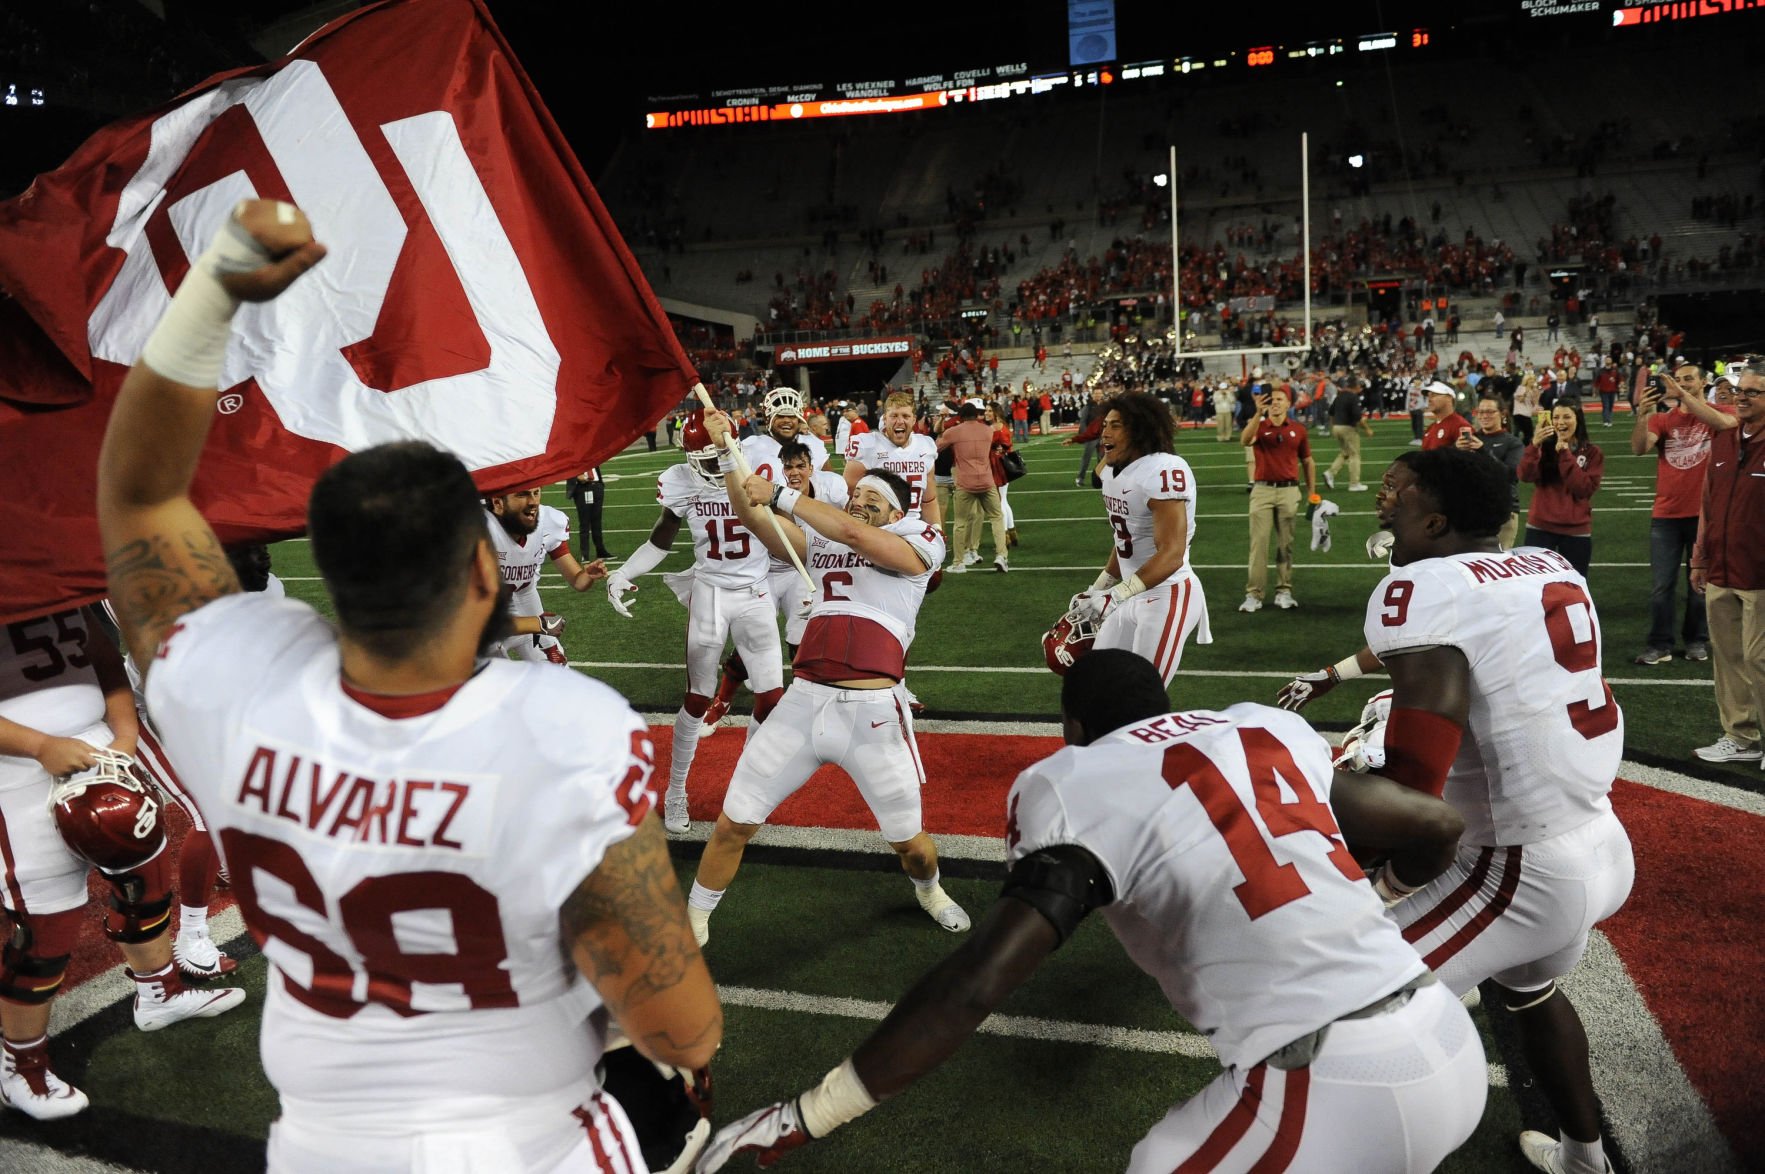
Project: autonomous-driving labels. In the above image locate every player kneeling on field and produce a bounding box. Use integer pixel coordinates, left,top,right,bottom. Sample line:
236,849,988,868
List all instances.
698,650,1486,1174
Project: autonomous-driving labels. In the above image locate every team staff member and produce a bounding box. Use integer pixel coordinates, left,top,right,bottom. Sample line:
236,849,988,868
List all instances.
938,402,1008,573
564,467,614,561
1324,373,1374,491
1419,381,1472,451
1240,387,1315,612
1457,395,1526,549
1518,397,1603,577
1689,364,1765,765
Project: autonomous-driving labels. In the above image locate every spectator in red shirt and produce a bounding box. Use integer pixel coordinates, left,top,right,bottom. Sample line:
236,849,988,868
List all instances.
1630,365,1736,665
1038,390,1053,436
984,403,1019,548
1419,382,1472,451
1518,397,1603,576
938,402,1008,572
1239,388,1315,612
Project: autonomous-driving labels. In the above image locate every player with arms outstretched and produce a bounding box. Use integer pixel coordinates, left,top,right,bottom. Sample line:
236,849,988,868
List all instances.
1064,392,1211,685
484,487,607,665
696,650,1484,1173
606,413,786,835
683,409,970,946
95,199,721,1170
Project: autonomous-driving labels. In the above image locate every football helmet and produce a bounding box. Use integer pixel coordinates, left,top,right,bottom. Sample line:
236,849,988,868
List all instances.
1337,688,1395,773
761,386,805,422
47,749,166,875
679,410,723,488
1042,607,1100,676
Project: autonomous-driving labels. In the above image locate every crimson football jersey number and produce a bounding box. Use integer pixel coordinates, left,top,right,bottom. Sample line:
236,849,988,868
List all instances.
1109,515,1134,558
5,612,92,683
1541,582,1619,738
822,571,854,602
1159,730,1360,920
703,517,751,560
1159,468,1187,494
219,828,517,1018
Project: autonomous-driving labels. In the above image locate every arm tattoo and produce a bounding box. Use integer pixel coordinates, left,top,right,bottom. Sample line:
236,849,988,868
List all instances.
104,530,240,665
561,817,694,1008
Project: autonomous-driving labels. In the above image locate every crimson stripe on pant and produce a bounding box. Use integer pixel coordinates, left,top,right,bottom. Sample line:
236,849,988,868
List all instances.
1174,1063,1267,1172
1402,847,1495,945
1150,582,1184,674
138,723,203,829
0,802,28,912
1161,581,1193,680
576,1092,630,1173
1248,1067,1308,1173
1422,846,1523,971
893,694,926,788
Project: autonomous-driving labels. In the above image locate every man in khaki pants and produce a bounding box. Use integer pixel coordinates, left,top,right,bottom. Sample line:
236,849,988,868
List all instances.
1240,388,1315,612
1691,366,1765,766
1325,374,1374,491
937,402,1008,573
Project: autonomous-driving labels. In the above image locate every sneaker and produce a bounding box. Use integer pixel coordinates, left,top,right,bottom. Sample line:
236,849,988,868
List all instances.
1,1044,88,1121
687,907,710,948
1323,470,1336,489
1348,483,1369,491
174,932,238,980
1006,527,1020,548
945,561,968,575
1694,735,1762,763
1407,438,1422,447
1518,1131,1613,1174
994,556,1009,573
1244,483,1253,493
1273,590,1298,610
1685,642,1710,662
917,885,972,933
664,789,691,834
1632,647,1672,666
1073,479,1084,487
1239,594,1263,613
961,551,980,567
699,695,732,738
132,981,246,1032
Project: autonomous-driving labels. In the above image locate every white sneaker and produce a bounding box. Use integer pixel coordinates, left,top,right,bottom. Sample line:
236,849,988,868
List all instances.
917,885,971,933
945,562,968,575
961,551,980,567
133,982,246,1032
1693,735,1762,763
994,556,1009,573
1517,1131,1612,1174
664,790,691,834
1323,470,1336,489
1,1050,88,1120
1238,594,1263,613
173,932,238,980
1348,483,1369,491
687,906,711,947
1273,590,1298,610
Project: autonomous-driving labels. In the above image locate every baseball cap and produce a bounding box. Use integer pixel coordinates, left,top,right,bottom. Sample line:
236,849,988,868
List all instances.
1424,380,1456,399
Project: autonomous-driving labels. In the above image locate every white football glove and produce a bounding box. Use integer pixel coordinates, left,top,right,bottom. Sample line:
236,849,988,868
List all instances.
539,611,566,637
606,571,637,618
694,1100,810,1172
1276,667,1338,712
1069,589,1112,623
1366,529,1396,561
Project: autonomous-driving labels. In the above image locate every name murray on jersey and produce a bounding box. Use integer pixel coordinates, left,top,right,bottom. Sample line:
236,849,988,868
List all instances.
1460,550,1573,584
233,744,482,852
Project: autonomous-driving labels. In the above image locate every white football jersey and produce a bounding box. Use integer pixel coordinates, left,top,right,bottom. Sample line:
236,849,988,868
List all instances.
741,432,829,483
1099,452,1197,581
146,592,655,1112
847,431,939,519
771,472,851,574
657,463,771,589
0,608,103,745
796,518,943,680
486,505,571,617
1363,548,1622,846
1007,704,1425,1070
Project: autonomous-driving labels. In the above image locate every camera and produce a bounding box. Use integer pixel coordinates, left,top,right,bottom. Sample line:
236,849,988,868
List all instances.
1648,374,1673,412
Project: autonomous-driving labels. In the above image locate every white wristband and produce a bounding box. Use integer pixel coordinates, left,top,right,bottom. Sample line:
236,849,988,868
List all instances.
139,208,273,389
1108,572,1147,603
1331,655,1365,682
773,486,802,517
718,450,738,473
1089,570,1121,592
797,1058,877,1139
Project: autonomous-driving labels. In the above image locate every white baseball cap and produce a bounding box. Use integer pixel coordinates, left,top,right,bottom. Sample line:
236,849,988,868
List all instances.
1424,380,1456,399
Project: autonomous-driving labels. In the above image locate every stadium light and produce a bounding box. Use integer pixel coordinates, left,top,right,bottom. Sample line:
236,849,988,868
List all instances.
1348,154,1364,168
1153,173,1168,188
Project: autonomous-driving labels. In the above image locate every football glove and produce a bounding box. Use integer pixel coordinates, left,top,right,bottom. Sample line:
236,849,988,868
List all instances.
1366,529,1396,561
1069,589,1113,623
694,1100,811,1172
1277,667,1338,711
542,642,569,667
539,611,567,637
607,570,638,618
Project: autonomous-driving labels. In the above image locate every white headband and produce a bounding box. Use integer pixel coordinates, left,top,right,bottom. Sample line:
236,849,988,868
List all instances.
856,475,907,513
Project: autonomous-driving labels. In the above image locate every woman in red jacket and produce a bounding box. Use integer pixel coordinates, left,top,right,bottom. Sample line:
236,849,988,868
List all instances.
985,403,1020,548
1518,396,1603,576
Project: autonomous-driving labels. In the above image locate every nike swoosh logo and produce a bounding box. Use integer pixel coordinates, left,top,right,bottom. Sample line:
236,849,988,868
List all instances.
870,720,895,729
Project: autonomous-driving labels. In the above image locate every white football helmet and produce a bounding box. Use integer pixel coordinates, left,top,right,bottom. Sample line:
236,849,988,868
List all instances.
761,386,805,422
1336,688,1395,773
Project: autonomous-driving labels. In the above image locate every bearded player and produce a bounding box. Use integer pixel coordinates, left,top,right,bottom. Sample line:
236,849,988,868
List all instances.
684,409,970,946
696,650,1485,1173
700,439,849,736
94,199,720,1169
606,413,786,835
1352,447,1632,1174
1064,392,1211,686
484,487,607,665
741,386,829,480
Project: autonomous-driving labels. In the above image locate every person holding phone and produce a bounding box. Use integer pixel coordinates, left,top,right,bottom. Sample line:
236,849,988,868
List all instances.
1420,382,1472,451
1457,395,1526,549
1518,397,1603,576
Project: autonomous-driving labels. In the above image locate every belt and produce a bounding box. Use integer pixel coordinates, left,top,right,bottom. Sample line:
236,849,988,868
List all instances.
1255,479,1298,488
1262,972,1437,1071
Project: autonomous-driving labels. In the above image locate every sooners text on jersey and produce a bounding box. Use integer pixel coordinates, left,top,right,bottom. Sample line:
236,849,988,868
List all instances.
486,504,570,615
657,463,771,589
794,519,943,681
848,431,938,518
1099,452,1197,581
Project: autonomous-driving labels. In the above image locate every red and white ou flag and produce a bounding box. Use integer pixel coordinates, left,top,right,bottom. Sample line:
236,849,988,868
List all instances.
0,0,694,624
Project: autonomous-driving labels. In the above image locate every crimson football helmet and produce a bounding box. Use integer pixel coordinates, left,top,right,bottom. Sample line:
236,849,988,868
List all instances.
1042,607,1100,676
680,410,723,488
48,748,166,875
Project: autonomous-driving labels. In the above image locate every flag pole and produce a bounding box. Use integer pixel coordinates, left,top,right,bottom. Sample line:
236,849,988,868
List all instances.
691,384,815,591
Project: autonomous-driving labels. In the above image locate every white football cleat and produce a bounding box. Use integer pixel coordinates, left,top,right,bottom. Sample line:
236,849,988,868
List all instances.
917,885,971,933
133,984,246,1032
698,696,731,739
174,932,238,980
1517,1131,1612,1174
1,1050,88,1121
664,790,690,835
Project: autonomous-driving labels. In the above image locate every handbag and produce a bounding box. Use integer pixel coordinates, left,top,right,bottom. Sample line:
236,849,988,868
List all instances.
999,449,1027,483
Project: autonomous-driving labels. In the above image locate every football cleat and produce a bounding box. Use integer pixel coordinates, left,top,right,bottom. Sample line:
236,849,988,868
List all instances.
917,884,971,933
1,1043,88,1121
133,981,246,1032
679,411,724,488
1042,607,1100,676
1517,1131,1613,1174
699,695,732,738
48,748,166,876
174,932,239,980
663,790,690,835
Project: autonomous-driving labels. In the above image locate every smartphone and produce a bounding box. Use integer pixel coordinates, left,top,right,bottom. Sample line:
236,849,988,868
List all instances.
1459,426,1472,439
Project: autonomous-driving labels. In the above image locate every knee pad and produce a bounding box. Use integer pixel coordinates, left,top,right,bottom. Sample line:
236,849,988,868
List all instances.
0,909,82,1004
682,693,712,720
101,870,175,945
752,688,784,725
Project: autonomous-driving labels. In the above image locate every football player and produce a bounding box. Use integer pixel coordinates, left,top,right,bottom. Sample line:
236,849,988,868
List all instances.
1340,447,1632,1174
684,409,970,946
484,487,607,665
696,650,1485,1173
740,386,829,479
94,199,721,1168
1065,392,1211,686
606,413,786,834
700,440,849,736
1,606,245,1120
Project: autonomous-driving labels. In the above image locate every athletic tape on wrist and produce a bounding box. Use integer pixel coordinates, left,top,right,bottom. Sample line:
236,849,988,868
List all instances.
1089,570,1121,593
1331,655,1365,682
718,450,738,473
1111,572,1147,602
139,207,274,389
797,1058,877,1139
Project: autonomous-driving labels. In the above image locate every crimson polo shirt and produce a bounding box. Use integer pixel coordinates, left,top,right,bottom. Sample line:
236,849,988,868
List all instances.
1422,412,1472,451
1251,418,1311,482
